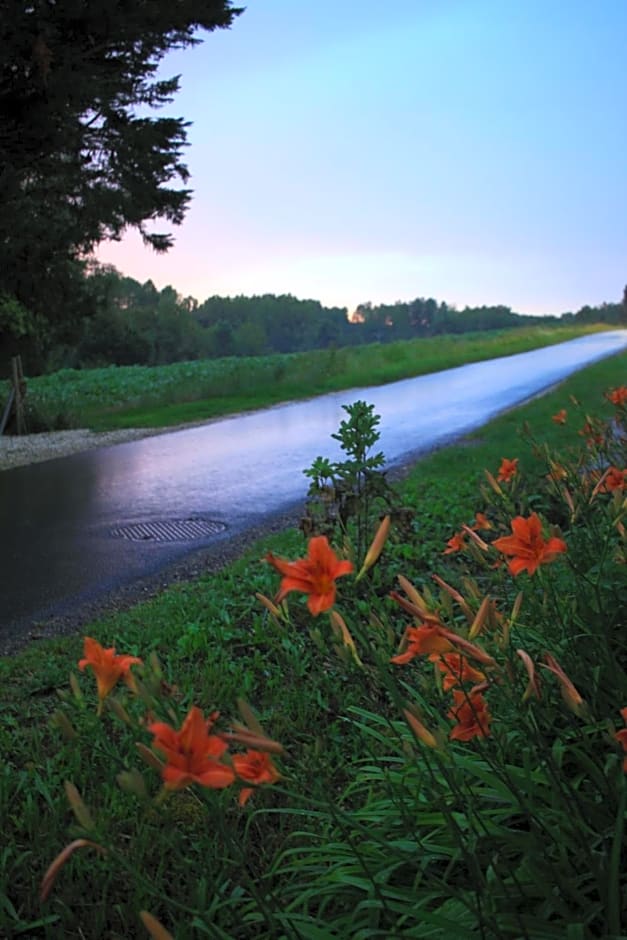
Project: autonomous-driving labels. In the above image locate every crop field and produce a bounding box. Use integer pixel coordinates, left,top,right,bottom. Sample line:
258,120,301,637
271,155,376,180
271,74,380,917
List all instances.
7,322,609,431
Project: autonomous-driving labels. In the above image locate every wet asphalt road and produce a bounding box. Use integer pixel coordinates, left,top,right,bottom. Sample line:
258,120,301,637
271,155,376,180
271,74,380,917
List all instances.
2,331,626,649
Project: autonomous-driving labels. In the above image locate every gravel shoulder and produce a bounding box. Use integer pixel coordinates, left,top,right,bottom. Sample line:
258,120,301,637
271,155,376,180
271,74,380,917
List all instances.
0,424,200,471
0,404,276,471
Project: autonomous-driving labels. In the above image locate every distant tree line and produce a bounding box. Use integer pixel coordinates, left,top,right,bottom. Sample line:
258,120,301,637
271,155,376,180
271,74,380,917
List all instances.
352,296,626,341
49,265,353,369
351,298,538,341
6,265,622,374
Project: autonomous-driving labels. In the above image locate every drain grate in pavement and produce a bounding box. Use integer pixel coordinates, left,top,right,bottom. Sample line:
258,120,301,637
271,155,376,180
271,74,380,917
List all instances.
110,518,227,543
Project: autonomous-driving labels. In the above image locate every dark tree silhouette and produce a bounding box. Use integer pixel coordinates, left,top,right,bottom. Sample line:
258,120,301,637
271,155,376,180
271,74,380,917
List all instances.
0,0,241,363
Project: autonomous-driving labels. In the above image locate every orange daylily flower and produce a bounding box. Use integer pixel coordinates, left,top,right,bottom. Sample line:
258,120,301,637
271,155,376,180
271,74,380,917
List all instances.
471,512,492,531
598,466,626,493
448,691,492,741
492,513,567,576
497,458,518,483
391,624,453,665
78,637,142,709
615,707,627,772
149,706,235,791
391,621,496,669
430,652,486,692
551,409,567,424
232,749,281,806
579,420,604,447
443,532,466,554
264,535,353,616
607,385,627,407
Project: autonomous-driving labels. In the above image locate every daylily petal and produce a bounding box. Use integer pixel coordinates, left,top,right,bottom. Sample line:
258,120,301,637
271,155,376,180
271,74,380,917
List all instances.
448,690,492,740
497,458,518,482
493,514,566,577
390,648,419,665
508,556,535,576
150,706,235,792
308,590,335,616
77,637,142,707
265,536,353,616
232,750,281,804
193,763,236,789
263,552,299,578
391,625,453,665
238,787,254,806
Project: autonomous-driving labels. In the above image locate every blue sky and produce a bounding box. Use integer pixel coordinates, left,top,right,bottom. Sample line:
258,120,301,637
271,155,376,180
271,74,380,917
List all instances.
97,0,627,315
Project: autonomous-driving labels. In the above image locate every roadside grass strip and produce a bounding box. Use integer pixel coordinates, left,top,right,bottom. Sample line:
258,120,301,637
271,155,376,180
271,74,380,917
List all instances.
14,323,607,431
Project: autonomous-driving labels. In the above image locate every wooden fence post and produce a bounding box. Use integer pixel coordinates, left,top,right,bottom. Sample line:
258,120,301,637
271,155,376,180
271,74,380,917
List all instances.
11,356,26,435
0,386,15,436
1,355,28,436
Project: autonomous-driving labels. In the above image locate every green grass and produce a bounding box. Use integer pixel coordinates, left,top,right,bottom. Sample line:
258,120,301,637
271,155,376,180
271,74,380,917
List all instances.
19,322,609,431
0,349,625,938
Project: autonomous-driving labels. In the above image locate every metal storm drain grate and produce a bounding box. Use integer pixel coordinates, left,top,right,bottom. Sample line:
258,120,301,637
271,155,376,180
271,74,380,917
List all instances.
110,518,227,543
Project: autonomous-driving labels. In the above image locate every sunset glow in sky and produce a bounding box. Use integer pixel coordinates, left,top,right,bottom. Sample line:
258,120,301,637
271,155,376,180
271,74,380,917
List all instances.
97,0,627,315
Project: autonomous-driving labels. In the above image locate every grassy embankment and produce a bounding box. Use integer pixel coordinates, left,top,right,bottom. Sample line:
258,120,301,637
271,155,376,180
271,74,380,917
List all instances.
1,349,625,937
22,322,608,431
